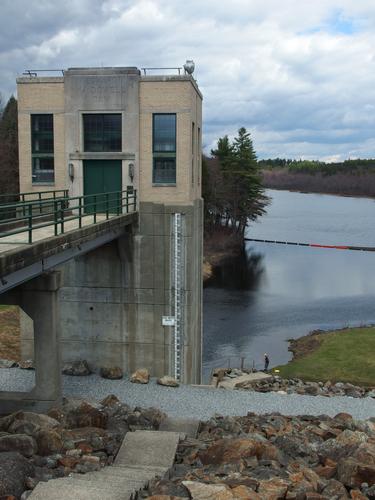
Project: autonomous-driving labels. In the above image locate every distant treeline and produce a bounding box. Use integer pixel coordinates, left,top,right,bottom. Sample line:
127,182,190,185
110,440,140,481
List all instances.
259,158,375,175
260,158,375,198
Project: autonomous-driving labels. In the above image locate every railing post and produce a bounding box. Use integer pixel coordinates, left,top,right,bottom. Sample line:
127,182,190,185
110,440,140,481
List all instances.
126,189,129,213
94,195,97,223
79,197,82,228
54,200,58,235
60,200,64,234
116,192,120,216
28,204,32,244
106,193,109,220
22,194,26,217
134,189,137,211
39,192,42,214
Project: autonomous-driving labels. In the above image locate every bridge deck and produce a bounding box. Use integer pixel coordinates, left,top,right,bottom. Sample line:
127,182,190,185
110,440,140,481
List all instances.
0,212,137,294
0,214,108,254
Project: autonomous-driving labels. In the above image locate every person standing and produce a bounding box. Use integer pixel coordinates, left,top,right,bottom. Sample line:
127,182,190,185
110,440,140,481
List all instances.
264,353,269,371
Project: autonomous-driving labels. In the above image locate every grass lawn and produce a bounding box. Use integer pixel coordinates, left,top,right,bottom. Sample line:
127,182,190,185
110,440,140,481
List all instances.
275,326,375,387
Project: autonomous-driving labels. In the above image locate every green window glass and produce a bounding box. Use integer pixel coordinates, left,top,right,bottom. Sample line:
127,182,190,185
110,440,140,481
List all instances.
31,114,54,183
83,114,121,152
153,114,176,184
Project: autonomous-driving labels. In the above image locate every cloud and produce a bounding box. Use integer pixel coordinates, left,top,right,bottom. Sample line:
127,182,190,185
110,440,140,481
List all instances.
1,0,375,160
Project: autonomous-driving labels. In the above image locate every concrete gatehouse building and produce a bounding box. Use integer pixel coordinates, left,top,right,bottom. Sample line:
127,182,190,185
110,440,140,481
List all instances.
16,65,203,385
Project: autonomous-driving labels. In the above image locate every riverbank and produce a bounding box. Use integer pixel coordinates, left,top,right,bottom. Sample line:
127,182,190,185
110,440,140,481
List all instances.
276,326,375,386
262,168,375,199
203,228,243,282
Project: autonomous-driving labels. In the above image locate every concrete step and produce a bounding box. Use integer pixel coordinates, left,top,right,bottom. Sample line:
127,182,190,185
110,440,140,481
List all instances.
114,430,180,469
29,477,135,500
74,465,166,481
159,417,200,438
68,473,146,491
30,430,181,500
111,464,169,476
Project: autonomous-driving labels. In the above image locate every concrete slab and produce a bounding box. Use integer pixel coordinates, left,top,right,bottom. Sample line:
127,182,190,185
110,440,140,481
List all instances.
217,372,273,390
69,473,145,490
114,430,180,468
159,417,200,438
30,478,134,500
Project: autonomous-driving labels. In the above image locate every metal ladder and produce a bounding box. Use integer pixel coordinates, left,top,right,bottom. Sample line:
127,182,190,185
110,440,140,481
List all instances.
173,213,184,381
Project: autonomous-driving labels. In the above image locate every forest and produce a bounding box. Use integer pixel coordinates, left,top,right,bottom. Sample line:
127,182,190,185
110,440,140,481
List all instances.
260,158,375,197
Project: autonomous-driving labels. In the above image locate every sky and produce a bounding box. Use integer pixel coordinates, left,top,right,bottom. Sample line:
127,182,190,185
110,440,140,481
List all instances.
1,0,375,161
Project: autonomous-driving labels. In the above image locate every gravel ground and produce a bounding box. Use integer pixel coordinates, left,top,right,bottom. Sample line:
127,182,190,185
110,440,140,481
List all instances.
1,369,375,420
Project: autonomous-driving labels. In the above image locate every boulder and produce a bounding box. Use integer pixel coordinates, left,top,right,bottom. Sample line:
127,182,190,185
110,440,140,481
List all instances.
130,368,150,384
62,360,91,376
257,478,290,499
0,452,34,498
231,485,261,499
321,479,349,498
100,394,121,407
49,399,108,429
157,376,179,387
100,367,123,380
337,458,375,488
198,438,282,466
7,412,60,436
35,429,63,456
318,430,368,462
18,360,34,370
0,434,37,458
182,481,235,499
62,427,108,450
350,490,368,499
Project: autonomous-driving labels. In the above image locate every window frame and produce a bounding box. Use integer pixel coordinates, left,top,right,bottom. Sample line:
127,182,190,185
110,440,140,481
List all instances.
31,114,55,184
152,113,177,186
82,113,122,153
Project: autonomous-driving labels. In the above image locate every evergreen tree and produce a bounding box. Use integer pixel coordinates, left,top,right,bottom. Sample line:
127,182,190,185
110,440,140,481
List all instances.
0,96,19,197
205,127,268,235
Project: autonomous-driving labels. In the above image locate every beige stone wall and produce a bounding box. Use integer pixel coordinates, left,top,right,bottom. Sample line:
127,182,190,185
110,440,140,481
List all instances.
17,79,66,193
139,79,202,205
17,74,203,203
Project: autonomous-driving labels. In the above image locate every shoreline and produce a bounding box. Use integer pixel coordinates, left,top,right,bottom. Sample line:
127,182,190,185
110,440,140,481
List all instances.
263,184,375,201
203,228,244,283
286,323,375,360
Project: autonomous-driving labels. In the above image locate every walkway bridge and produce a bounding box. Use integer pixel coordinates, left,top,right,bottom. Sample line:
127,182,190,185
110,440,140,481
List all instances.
0,189,138,413
0,189,137,293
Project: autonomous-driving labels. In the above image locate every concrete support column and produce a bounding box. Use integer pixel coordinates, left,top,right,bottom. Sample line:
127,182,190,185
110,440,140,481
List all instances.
21,271,63,403
0,271,63,413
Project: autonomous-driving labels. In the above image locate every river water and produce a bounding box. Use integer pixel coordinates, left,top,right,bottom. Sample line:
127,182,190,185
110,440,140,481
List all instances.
203,189,375,381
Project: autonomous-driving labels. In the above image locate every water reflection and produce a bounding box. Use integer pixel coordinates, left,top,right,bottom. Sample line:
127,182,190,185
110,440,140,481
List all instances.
205,247,265,291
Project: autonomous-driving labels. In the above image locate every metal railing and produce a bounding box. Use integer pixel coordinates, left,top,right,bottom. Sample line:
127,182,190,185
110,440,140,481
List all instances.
0,189,137,245
0,190,69,220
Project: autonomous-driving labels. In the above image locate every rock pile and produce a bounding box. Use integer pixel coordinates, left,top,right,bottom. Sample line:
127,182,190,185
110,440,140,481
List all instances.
212,369,375,398
145,412,375,499
0,396,165,499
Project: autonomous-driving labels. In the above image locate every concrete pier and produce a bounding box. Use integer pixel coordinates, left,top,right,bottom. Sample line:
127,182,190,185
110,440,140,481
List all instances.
0,271,62,413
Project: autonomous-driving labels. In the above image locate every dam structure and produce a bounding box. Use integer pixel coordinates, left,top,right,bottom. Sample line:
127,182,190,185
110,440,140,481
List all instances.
0,65,203,411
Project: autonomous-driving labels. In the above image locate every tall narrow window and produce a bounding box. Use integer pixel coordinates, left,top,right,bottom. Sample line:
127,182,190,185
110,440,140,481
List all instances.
83,114,121,152
153,114,176,184
31,114,54,183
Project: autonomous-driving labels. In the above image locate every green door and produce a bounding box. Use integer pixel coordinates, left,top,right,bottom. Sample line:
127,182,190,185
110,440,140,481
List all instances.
83,160,122,214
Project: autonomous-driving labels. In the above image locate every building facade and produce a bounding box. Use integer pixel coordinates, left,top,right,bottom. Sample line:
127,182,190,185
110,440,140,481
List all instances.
16,67,203,383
